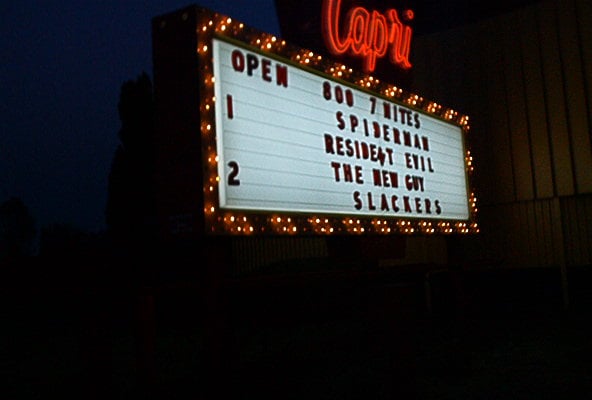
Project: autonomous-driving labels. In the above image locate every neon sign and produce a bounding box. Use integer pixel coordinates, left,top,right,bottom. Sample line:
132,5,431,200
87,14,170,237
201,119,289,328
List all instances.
322,0,413,73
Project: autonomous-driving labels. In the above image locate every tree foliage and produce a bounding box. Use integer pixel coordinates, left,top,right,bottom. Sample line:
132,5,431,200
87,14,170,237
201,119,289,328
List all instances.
39,223,99,258
105,72,157,248
0,197,36,259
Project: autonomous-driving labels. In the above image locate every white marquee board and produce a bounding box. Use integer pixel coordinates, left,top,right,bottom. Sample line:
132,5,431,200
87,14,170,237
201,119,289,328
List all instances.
213,38,469,221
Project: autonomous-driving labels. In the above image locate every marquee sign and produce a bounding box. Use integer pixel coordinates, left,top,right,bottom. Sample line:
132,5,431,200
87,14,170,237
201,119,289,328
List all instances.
191,8,477,234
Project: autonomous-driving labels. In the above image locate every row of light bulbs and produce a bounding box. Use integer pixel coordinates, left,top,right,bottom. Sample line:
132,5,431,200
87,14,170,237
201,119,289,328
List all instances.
194,10,478,235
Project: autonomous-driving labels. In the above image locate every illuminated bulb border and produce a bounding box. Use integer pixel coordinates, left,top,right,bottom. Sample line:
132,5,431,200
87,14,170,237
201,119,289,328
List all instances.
194,9,478,236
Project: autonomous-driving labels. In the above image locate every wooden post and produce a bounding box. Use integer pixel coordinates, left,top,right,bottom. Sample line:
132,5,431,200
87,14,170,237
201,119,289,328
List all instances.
136,286,156,396
202,236,233,400
553,198,570,311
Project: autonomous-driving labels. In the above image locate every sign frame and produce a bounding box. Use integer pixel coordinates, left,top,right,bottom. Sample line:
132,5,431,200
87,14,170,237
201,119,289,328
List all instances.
193,8,478,235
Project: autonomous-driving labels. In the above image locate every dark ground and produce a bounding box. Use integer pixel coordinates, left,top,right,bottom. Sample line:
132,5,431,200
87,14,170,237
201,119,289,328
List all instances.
2,264,592,399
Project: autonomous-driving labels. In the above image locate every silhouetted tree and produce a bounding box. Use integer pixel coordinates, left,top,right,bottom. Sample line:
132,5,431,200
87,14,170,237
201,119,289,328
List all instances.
105,74,160,392
106,72,157,250
37,223,109,287
39,223,104,258
0,196,36,260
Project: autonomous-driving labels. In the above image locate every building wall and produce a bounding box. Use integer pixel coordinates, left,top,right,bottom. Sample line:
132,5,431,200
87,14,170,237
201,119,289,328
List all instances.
412,0,592,268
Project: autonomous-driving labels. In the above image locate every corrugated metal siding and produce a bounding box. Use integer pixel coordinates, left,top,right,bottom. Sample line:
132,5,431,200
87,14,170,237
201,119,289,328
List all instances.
561,195,592,266
474,200,559,267
463,195,592,268
539,0,576,196
414,0,592,201
558,0,592,193
412,0,592,268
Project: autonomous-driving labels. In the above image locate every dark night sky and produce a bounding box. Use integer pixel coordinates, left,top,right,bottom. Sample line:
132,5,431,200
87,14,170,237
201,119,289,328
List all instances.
1,1,281,234
1,1,536,235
